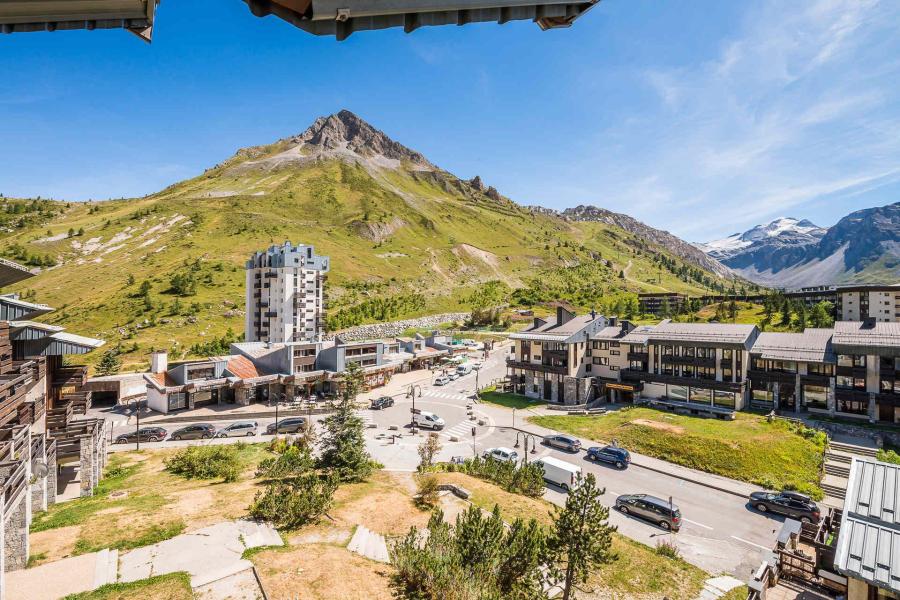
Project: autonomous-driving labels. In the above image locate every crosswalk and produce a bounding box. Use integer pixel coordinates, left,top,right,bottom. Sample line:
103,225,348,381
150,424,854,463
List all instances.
422,389,472,402
442,420,477,441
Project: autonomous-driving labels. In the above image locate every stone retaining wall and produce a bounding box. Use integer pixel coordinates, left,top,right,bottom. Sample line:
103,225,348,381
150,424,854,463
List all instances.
324,312,470,341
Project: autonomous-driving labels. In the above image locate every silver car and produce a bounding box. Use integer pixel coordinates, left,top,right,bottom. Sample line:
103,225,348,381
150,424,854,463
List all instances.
216,421,258,438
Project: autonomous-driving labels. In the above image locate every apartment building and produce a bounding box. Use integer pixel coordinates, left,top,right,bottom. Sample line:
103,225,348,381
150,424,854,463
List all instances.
620,322,759,412
831,321,900,424
507,307,607,405
836,285,900,323
747,329,836,414
245,242,329,344
638,293,687,316
588,319,654,403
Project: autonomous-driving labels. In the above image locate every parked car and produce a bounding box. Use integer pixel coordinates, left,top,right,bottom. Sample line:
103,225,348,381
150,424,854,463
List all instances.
266,417,307,434
533,456,582,491
616,494,682,531
586,445,631,469
448,371,460,380
483,447,519,463
543,434,582,452
169,423,216,441
370,396,395,410
217,421,258,438
434,375,450,386
456,363,473,376
413,411,445,430
471,362,484,370
115,427,168,444
749,490,821,523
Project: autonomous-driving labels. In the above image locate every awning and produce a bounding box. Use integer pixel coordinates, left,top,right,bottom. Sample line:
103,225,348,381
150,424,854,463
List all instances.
606,383,642,392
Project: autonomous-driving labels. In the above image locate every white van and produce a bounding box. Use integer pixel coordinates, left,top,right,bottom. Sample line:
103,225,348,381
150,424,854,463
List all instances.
456,363,473,376
533,456,582,491
413,411,446,431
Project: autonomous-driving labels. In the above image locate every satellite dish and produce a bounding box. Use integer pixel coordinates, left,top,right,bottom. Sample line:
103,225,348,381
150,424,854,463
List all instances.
31,461,49,479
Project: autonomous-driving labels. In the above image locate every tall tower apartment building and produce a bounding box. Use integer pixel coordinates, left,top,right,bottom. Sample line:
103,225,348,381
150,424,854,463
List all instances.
245,242,330,344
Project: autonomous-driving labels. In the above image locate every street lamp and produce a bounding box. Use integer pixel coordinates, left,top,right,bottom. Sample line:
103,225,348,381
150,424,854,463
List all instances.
407,384,422,429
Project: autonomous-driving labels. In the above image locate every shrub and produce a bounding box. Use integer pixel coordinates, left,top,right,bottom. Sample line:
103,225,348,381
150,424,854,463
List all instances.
256,445,315,480
249,471,337,529
164,445,242,483
415,473,440,508
439,457,545,498
655,538,681,559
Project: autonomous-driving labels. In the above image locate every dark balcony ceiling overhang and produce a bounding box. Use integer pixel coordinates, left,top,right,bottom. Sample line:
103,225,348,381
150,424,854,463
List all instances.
0,258,34,289
0,0,158,41
244,0,600,40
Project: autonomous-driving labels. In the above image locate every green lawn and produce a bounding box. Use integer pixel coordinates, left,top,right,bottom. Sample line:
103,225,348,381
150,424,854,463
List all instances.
531,407,826,498
62,573,192,600
479,388,546,410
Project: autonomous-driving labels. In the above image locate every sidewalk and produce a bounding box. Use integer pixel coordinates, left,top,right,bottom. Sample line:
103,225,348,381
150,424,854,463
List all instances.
476,401,758,499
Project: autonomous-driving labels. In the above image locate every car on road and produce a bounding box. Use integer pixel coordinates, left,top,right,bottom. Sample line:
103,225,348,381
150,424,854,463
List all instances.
217,421,258,438
370,396,395,410
483,447,519,463
543,434,582,452
471,362,483,370
413,411,445,430
115,426,168,444
169,423,216,441
266,417,307,435
448,371,459,380
749,490,821,523
586,445,630,469
434,375,450,386
456,363,473,376
616,494,682,531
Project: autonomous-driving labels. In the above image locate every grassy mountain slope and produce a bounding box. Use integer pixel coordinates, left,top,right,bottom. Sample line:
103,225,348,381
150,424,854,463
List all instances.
0,113,732,371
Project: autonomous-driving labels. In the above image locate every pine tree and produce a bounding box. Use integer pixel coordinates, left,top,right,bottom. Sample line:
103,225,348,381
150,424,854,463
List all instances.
96,347,122,377
548,473,616,600
317,361,374,482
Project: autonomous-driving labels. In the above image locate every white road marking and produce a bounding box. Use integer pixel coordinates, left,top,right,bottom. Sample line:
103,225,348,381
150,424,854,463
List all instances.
682,518,713,530
730,535,769,551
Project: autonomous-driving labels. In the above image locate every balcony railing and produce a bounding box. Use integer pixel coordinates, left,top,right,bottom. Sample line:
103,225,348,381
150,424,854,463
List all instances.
506,358,568,375
627,352,649,362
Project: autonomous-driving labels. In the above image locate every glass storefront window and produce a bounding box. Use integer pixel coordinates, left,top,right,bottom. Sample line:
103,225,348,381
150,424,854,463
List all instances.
752,389,773,404
803,385,828,410
168,392,187,411
669,385,689,402
837,398,868,415
714,390,736,409
689,387,712,405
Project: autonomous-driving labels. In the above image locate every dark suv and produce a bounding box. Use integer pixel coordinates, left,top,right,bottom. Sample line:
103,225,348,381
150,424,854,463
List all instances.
266,417,307,434
169,423,216,441
616,494,682,531
586,446,631,469
749,490,821,523
370,396,395,410
115,426,168,444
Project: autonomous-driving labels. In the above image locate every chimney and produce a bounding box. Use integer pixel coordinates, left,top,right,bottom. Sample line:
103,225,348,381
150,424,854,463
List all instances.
609,316,617,327
151,350,168,374
556,306,574,326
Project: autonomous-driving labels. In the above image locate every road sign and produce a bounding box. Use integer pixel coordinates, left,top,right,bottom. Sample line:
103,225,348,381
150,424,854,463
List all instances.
471,427,476,437
410,408,421,414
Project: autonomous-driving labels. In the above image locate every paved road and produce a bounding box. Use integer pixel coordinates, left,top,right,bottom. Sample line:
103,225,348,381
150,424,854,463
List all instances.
104,343,779,576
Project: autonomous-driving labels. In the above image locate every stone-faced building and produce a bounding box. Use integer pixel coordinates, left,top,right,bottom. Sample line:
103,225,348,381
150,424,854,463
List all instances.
507,307,607,405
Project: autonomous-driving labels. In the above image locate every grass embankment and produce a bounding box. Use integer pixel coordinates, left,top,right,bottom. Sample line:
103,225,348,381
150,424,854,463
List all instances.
62,573,192,600
29,444,272,565
531,407,826,498
479,388,546,410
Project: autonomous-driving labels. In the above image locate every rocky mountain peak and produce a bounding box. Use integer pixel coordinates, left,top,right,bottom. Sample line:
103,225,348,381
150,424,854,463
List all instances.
293,109,434,168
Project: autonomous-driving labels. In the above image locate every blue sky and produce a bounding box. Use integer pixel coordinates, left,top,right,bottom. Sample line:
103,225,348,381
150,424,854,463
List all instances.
1,0,898,242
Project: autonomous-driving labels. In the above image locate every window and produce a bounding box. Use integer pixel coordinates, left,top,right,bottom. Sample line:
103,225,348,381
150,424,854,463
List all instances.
593,357,609,366
752,388,773,405
610,342,620,348
668,385,689,402
168,393,187,411
684,347,696,358
838,397,868,415
697,367,715,380
807,363,834,376
838,354,866,368
836,376,866,390
610,366,619,371
722,349,733,360
714,391,736,409
186,366,215,381
610,350,620,356
599,342,609,350
689,387,712,405
803,385,828,410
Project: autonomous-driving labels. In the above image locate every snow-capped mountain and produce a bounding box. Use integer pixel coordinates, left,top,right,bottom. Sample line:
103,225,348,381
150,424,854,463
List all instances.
697,206,900,286
698,218,825,261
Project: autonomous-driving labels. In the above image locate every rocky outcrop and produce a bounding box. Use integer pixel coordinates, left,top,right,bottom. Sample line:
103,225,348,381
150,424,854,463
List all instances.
561,205,733,278
324,312,470,341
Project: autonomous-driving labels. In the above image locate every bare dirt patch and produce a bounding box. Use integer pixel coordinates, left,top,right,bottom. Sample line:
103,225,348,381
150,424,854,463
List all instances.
253,545,394,600
632,419,685,434
327,472,430,536
29,525,81,564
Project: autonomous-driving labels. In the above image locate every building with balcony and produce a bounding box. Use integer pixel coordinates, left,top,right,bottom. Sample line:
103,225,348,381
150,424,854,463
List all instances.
830,320,900,424
748,329,836,415
837,284,900,323
507,307,607,405
638,292,687,316
588,319,649,403
245,241,329,345
620,322,759,412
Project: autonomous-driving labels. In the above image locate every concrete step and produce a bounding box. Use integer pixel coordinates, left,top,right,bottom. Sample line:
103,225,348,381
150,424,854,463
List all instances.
824,462,851,478
822,483,848,497
830,442,878,457
825,449,854,464
347,525,368,554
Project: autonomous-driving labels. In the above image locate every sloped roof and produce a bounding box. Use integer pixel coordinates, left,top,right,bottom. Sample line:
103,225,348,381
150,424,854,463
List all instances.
833,322,900,356
620,325,657,346
646,322,758,348
222,355,262,380
592,326,626,340
835,458,900,592
511,313,603,342
751,329,835,363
